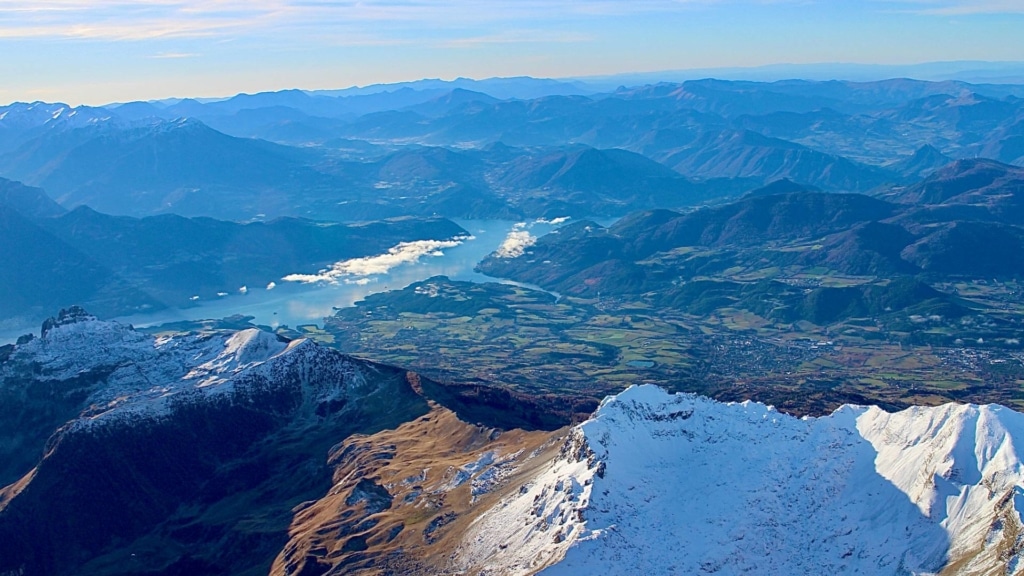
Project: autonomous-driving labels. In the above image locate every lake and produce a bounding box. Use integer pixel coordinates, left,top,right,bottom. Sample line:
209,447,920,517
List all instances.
0,219,572,343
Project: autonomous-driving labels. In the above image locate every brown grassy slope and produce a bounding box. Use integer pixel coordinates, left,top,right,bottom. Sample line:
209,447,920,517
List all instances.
272,405,565,576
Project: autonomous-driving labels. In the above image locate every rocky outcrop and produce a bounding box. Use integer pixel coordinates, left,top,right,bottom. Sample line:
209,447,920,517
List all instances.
0,315,432,576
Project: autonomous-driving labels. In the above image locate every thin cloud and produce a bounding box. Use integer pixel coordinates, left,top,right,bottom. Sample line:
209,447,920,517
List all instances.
151,51,199,58
0,0,811,42
440,30,594,49
879,0,1024,15
0,1,286,40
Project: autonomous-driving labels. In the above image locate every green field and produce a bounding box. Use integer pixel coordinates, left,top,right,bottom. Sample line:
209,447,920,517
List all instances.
310,277,1024,415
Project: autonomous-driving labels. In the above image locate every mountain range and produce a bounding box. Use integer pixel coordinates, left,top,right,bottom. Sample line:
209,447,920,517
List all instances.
3,77,1024,223
2,312,1023,575
478,158,1024,330
5,135,1021,334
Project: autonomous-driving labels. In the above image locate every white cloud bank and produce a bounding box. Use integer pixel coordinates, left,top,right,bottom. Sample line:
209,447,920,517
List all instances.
494,223,536,259
282,236,471,284
493,217,572,258
885,0,1024,15
536,216,571,225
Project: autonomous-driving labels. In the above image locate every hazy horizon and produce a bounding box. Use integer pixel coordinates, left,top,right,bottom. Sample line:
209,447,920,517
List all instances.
2,1,1023,105
3,59,1024,108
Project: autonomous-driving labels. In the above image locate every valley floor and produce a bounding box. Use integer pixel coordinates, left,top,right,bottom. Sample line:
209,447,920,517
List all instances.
309,277,1024,417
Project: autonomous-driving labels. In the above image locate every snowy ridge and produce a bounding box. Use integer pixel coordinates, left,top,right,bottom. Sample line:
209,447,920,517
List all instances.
5,312,160,385
456,385,1024,576
0,102,115,132
0,102,197,144
1,313,376,427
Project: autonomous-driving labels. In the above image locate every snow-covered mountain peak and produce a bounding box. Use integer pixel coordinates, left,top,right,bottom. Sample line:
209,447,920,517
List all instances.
2,312,345,425
457,385,1024,576
0,308,406,434
184,328,289,385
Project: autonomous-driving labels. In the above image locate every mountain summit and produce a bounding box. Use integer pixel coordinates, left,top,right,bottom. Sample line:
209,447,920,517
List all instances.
455,385,1024,575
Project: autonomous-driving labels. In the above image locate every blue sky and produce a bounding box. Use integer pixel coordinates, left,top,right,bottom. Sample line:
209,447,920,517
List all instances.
2,0,1023,105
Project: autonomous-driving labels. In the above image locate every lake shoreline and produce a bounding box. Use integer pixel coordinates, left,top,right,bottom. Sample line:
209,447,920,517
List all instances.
0,219,578,345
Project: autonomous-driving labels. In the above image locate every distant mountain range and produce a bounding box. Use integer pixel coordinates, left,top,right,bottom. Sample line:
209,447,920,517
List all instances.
577,60,1024,87
0,119,340,219
0,122,755,220
2,77,1024,223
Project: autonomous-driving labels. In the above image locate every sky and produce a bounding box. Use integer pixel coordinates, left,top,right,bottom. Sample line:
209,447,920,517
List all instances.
1,0,1023,105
